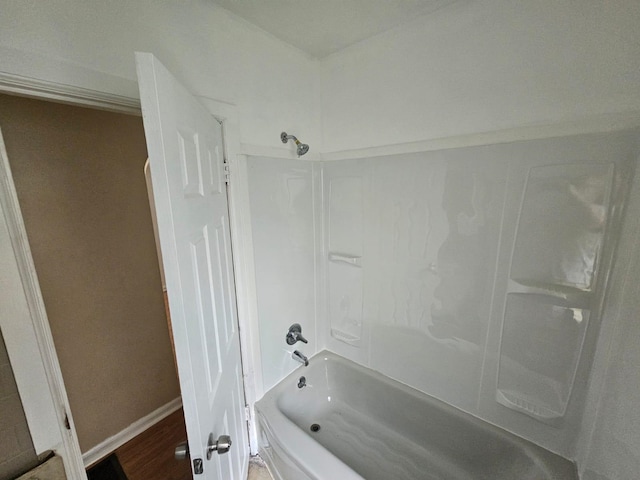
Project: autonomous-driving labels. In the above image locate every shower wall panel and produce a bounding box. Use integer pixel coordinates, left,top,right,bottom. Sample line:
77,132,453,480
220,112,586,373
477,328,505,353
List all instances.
247,158,320,392
323,149,504,415
321,130,639,457
326,167,365,347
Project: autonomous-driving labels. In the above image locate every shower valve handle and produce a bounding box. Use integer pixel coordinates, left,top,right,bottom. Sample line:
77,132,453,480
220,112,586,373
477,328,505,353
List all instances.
286,323,308,345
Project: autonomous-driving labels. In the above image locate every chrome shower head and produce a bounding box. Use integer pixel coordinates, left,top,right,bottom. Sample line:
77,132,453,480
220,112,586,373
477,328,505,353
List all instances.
281,132,310,157
296,143,309,156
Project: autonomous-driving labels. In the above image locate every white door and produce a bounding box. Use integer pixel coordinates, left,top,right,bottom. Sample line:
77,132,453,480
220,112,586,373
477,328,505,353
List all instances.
135,53,248,479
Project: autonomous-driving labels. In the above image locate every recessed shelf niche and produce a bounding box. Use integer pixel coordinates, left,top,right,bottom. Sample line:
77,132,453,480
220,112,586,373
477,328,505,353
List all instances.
497,162,614,424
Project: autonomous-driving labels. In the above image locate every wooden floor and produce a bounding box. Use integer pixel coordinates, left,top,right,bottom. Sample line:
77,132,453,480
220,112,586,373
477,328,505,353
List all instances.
115,408,192,480
98,407,269,480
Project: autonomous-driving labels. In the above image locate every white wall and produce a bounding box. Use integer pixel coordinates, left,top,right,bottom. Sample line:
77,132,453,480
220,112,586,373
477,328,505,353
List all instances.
321,0,640,153
577,142,640,479
0,0,321,152
320,131,639,459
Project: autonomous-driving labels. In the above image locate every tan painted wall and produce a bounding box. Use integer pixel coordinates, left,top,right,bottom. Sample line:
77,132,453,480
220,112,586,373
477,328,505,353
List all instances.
0,93,180,452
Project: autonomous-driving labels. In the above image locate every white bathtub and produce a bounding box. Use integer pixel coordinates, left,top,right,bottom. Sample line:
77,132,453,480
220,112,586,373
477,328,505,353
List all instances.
255,350,578,480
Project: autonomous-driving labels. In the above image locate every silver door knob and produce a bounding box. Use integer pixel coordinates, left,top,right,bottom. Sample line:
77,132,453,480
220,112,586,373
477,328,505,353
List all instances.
174,441,189,460
206,433,232,460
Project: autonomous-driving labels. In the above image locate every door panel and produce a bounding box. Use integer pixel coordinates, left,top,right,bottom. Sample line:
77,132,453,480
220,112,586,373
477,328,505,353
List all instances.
135,52,248,479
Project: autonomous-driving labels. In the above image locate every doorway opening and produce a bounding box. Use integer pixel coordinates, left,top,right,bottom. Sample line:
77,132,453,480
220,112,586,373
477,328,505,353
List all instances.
0,92,188,479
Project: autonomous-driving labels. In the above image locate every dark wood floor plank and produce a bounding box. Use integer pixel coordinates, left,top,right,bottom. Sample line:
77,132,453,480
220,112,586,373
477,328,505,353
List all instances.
115,408,192,480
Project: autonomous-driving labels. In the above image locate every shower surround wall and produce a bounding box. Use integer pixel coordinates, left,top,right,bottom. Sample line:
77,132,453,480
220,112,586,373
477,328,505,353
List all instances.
321,131,638,458
248,130,639,463
247,158,321,392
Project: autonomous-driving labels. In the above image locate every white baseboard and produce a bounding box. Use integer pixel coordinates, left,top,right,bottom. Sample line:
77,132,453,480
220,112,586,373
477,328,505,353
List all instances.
82,397,182,468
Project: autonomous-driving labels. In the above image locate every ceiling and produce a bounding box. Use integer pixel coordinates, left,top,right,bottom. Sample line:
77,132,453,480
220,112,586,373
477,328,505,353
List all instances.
213,0,459,58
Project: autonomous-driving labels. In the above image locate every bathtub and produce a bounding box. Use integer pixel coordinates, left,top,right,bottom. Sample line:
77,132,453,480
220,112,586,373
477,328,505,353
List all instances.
255,350,578,480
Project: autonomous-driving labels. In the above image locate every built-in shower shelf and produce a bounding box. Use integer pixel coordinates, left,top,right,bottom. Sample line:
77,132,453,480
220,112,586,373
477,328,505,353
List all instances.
496,161,613,426
496,389,563,425
508,279,592,308
328,252,362,267
331,327,361,346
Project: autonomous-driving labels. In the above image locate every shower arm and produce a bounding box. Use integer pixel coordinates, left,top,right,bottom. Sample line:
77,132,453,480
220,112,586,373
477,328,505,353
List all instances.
281,132,301,146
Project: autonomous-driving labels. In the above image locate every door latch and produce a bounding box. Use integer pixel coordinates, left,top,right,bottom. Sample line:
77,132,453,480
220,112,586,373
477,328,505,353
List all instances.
193,458,203,475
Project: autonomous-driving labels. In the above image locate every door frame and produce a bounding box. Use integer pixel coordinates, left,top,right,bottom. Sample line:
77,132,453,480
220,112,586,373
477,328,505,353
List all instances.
0,68,263,458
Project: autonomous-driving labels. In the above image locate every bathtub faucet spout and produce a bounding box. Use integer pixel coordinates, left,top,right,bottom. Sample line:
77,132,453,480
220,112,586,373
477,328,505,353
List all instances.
292,350,309,367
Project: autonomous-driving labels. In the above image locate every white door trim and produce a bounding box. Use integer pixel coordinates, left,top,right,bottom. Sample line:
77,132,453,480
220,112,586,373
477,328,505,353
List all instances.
0,71,263,455
0,71,141,115
0,129,87,479
196,97,263,454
